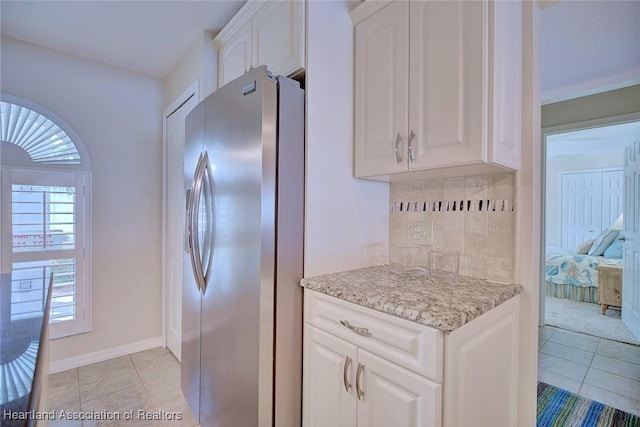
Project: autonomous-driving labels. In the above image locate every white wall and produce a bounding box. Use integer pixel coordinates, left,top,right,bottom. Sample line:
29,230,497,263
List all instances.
304,0,389,277
545,151,624,246
163,31,218,108
1,37,165,363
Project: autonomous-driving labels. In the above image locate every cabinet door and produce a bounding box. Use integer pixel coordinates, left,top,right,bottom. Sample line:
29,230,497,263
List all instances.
408,1,485,170
354,1,408,178
252,0,305,77
219,24,252,87
303,325,357,427
357,349,441,427
443,297,519,427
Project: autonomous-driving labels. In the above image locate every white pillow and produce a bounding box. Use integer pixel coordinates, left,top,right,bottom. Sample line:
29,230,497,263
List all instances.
588,229,620,256
576,239,595,255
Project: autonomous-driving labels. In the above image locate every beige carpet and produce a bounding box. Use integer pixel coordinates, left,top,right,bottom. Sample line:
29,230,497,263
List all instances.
544,296,640,346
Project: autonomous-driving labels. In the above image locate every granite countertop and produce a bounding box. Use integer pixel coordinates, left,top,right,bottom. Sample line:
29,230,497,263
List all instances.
301,265,524,332
1,272,52,423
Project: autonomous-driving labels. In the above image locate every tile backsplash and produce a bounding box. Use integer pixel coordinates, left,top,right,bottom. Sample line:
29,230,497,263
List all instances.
389,174,515,283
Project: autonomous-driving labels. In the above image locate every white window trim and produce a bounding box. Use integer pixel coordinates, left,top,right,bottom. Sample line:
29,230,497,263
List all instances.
1,167,93,339
1,94,92,170
1,93,93,339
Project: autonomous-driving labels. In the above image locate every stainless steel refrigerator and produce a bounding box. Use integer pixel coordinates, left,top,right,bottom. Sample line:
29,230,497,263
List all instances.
181,66,304,427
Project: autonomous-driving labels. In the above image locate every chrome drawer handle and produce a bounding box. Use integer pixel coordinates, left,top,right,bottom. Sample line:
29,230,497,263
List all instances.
339,320,371,337
343,356,352,392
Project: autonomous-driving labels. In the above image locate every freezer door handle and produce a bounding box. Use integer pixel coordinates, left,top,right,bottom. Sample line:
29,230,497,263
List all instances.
190,151,215,294
184,188,192,253
198,151,215,294
188,153,206,292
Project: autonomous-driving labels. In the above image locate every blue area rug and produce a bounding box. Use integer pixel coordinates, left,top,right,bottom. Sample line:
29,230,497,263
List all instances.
537,382,640,426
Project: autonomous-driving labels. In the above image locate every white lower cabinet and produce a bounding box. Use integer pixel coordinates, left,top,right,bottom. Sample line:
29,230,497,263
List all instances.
304,326,357,427
304,325,440,427
357,349,441,427
303,289,519,427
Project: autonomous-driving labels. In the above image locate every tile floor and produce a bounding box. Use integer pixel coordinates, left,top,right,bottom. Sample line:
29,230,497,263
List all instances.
48,327,640,426
48,347,198,427
538,325,640,417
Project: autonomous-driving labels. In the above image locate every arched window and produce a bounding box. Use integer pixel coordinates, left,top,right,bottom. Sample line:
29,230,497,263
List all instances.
1,94,92,339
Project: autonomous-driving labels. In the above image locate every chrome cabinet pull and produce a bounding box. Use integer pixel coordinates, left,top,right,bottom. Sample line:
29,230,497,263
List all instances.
408,130,416,162
394,133,402,164
343,356,352,392
355,363,365,400
339,320,371,337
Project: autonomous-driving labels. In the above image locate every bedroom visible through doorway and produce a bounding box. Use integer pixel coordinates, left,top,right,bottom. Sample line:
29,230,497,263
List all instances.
542,119,640,344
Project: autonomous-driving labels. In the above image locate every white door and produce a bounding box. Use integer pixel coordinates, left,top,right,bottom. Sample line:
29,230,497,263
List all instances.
560,172,602,248
622,140,640,339
356,349,441,427
602,170,624,226
303,325,357,427
165,92,199,360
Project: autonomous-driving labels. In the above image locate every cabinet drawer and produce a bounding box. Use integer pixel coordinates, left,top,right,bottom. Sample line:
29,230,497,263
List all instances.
304,290,443,382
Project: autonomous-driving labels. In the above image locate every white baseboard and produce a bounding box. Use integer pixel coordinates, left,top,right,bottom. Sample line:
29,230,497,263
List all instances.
49,336,165,374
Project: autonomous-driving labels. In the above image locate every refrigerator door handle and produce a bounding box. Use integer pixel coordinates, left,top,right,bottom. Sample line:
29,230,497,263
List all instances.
199,151,215,294
184,188,192,253
189,152,206,292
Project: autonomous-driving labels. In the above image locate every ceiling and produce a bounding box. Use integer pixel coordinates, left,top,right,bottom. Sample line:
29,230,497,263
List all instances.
540,0,640,103
1,0,639,100
0,1,246,79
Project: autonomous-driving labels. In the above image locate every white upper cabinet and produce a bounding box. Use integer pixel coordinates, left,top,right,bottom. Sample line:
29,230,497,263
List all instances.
214,0,305,88
354,1,408,177
351,0,522,181
218,24,252,88
489,0,523,170
252,1,305,78
408,1,484,171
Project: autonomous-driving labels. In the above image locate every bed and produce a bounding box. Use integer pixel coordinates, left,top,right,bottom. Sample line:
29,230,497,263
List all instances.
545,247,622,304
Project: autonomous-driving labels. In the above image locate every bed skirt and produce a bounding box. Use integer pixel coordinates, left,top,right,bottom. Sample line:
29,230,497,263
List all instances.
545,281,599,304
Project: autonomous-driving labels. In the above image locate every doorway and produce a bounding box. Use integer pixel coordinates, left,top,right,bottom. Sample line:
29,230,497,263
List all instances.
163,82,199,361
537,117,640,415
541,119,640,344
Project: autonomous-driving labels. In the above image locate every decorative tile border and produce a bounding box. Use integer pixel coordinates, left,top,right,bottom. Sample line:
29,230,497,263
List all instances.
390,199,514,212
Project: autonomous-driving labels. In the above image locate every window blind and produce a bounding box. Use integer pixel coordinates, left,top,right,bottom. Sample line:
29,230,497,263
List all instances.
11,182,81,325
